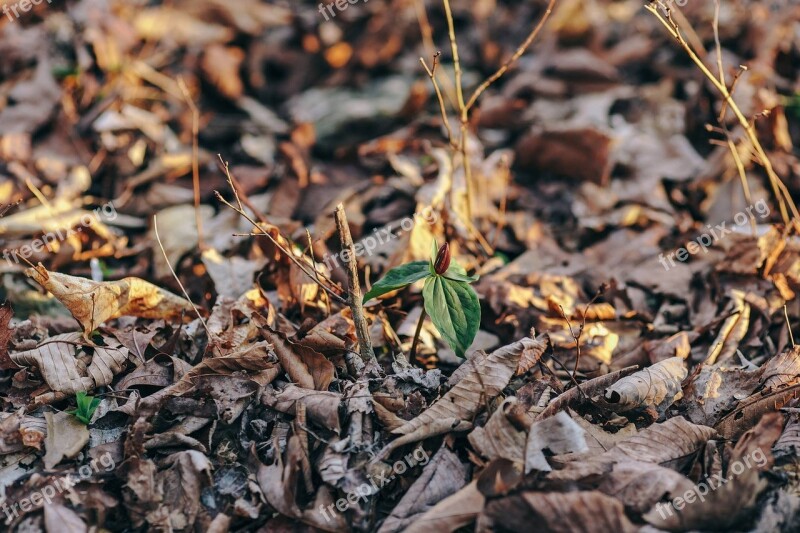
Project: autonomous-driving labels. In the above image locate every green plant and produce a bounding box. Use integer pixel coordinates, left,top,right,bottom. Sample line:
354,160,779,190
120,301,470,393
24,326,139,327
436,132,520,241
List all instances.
67,391,100,425
363,242,480,358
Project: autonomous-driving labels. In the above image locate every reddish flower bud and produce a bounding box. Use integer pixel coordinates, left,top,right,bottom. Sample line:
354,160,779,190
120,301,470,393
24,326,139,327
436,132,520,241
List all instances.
433,242,451,275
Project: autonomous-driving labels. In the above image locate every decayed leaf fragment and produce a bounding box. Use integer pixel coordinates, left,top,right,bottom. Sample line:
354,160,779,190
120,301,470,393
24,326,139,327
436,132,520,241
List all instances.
25,263,198,335
603,356,686,415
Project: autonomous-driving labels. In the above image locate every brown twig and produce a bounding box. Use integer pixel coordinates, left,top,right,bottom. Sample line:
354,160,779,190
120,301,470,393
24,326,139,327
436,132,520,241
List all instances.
216,159,347,305
646,2,798,225
420,52,457,149
334,203,376,365
464,0,557,112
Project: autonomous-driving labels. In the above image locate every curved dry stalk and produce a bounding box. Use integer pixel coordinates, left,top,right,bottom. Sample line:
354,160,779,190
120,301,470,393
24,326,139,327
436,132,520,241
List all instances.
645,3,798,225
420,53,457,149
216,158,347,305
464,0,558,112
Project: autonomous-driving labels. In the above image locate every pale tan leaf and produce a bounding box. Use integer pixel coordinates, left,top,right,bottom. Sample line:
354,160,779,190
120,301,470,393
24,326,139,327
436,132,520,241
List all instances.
25,264,197,335
262,383,341,434
261,326,334,390
603,356,686,414
549,417,716,481
44,503,87,533
43,411,89,469
11,332,129,401
704,290,749,365
525,411,588,473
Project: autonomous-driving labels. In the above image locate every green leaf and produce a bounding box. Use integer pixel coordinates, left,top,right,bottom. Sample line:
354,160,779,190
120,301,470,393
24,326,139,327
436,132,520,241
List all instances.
430,239,439,264
442,261,479,283
362,261,431,303
69,392,100,425
423,276,480,358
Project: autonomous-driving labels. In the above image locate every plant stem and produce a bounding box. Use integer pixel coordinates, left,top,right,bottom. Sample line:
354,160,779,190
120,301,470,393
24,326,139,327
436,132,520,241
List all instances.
410,307,427,360
334,203,376,365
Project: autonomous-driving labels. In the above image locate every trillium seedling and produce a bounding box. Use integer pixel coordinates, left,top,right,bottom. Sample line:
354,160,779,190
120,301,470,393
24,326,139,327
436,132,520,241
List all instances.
67,391,100,425
363,241,480,357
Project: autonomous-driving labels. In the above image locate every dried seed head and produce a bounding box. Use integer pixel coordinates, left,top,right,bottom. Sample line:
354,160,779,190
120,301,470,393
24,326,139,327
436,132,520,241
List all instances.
433,242,451,275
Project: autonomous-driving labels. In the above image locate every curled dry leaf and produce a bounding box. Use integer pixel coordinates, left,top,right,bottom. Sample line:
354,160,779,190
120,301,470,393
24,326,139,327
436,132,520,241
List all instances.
43,411,89,469
11,332,129,403
603,356,687,415
704,290,750,365
25,264,198,336
515,334,548,376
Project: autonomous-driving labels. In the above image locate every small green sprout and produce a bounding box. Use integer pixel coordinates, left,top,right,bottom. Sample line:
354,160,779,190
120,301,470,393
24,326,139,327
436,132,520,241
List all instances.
67,391,101,425
363,241,480,357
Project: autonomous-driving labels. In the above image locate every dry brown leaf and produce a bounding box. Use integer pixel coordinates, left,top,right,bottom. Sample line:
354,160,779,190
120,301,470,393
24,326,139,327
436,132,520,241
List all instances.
261,326,334,390
515,334,548,376
483,490,637,533
25,264,198,335
11,332,129,402
391,337,536,438
122,341,279,415
43,411,89,469
468,397,528,463
0,301,15,370
715,383,800,440
603,356,686,415
377,447,470,533
201,45,245,100
599,460,696,514
257,434,347,532
761,346,800,390
403,480,484,533
645,413,782,531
